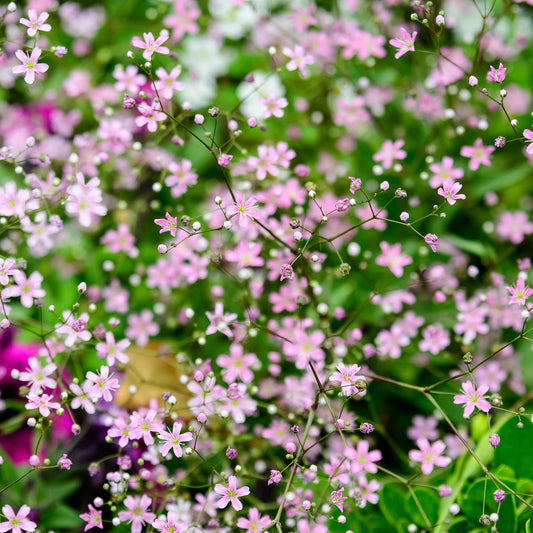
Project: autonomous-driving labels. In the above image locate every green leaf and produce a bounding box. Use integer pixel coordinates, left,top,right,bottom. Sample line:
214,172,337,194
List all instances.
39,504,83,531
494,418,533,479
526,518,531,533
446,235,495,260
379,483,406,531
37,477,82,503
405,488,440,526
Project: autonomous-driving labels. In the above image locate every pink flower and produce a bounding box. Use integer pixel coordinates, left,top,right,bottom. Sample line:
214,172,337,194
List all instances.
408,439,451,474
460,138,495,171
25,392,60,417
345,439,382,474
330,488,347,512
425,233,439,252
437,180,466,205
19,10,51,37
389,27,417,59
259,93,288,119
523,129,533,155
85,366,120,402
373,139,407,169
158,422,193,458
506,277,533,306
218,154,233,167
206,302,237,338
154,212,178,238
375,241,412,278
0,259,18,286
487,62,506,83
153,512,187,533
349,176,362,193
236,507,271,533
280,263,294,281
118,495,155,533
0,505,37,533
226,191,260,227
282,45,314,76
453,380,492,418
131,32,169,60
12,47,49,84
2,271,45,308
79,505,103,531
214,475,250,511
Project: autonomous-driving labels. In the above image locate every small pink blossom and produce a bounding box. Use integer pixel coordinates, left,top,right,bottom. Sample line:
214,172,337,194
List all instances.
506,277,533,306
79,505,103,531
408,439,451,474
0,505,37,533
437,180,466,205
12,47,49,85
460,138,495,171
226,191,260,227
118,495,155,533
20,9,51,36
453,380,492,418
158,422,193,458
154,212,178,238
487,62,507,83
425,233,439,252
131,32,169,60
375,241,412,278
523,129,533,155
282,45,314,76
214,475,250,511
389,27,417,59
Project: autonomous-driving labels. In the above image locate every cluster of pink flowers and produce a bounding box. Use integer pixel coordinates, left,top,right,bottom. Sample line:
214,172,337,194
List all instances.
1,0,533,532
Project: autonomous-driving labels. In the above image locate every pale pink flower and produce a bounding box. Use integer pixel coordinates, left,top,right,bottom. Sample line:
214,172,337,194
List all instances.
214,475,250,511
2,271,45,308
118,495,155,533
375,241,412,278
389,27,417,59
460,138,495,171
25,392,60,417
282,45,314,76
154,212,178,238
131,32,169,60
408,439,451,474
12,47,49,84
346,439,382,474
206,302,237,338
0,259,18,286
236,507,270,533
0,505,37,533
453,380,491,418
425,233,439,252
20,10,51,37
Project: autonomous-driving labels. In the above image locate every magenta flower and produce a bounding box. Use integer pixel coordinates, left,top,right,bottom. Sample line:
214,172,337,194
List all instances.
131,32,169,60
408,439,451,474
12,47,49,85
279,263,294,281
453,380,492,418
214,475,250,511
437,180,466,205
389,27,417,59
506,277,533,306
0,505,37,533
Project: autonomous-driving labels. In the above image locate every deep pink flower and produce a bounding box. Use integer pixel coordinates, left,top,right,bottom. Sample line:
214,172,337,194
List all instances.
506,277,533,306
437,180,466,205
79,505,103,531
